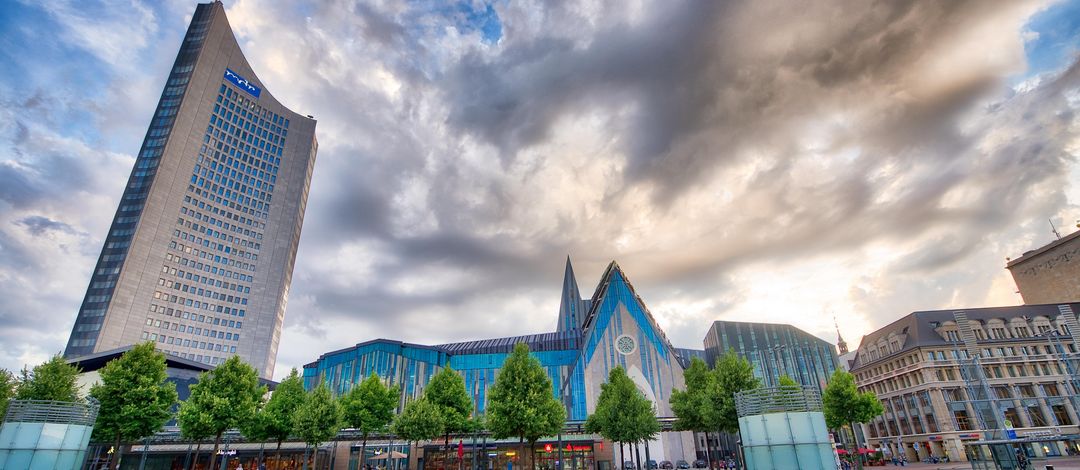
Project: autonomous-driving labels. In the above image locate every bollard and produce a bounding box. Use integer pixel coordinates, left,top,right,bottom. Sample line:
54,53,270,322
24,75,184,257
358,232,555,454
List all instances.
1044,465,1053,470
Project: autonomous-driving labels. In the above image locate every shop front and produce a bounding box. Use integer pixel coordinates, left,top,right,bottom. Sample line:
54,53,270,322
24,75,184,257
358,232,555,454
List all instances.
421,438,601,470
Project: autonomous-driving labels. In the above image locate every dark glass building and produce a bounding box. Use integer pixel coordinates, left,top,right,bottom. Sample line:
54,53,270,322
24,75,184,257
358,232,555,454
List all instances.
64,1,318,379
704,320,840,391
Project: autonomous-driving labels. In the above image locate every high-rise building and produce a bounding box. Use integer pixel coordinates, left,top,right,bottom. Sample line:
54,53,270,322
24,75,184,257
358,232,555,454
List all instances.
64,1,318,379
1007,227,1080,305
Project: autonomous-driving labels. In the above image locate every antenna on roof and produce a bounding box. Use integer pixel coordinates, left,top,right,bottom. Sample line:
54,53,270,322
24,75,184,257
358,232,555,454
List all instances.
1050,219,1062,240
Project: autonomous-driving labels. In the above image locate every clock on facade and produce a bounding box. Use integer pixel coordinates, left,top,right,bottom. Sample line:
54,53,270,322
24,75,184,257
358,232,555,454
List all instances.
615,334,637,355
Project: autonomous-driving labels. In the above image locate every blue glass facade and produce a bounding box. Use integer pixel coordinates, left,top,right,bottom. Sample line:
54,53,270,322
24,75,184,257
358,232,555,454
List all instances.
703,320,840,392
303,261,698,460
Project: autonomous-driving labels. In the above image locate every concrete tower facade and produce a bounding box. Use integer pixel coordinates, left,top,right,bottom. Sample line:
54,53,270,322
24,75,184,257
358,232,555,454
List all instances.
64,1,318,379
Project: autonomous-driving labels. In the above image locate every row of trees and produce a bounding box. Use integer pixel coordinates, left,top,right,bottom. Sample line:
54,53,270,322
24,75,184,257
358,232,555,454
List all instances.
668,350,884,469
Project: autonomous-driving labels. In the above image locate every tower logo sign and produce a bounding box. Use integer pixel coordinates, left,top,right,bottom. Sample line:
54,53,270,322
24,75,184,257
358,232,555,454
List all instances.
224,68,261,98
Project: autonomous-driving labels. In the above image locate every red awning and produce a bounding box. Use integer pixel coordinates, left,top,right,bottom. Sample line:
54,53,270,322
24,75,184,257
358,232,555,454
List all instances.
835,449,848,455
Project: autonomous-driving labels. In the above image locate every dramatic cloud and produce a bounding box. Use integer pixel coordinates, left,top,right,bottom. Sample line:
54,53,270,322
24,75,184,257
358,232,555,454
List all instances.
1,0,1078,379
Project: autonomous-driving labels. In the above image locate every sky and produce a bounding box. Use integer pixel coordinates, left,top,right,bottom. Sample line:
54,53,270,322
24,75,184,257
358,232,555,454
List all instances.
1,0,1079,381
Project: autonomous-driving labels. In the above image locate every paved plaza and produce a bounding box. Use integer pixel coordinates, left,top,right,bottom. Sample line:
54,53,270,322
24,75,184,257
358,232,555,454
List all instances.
890,455,1080,470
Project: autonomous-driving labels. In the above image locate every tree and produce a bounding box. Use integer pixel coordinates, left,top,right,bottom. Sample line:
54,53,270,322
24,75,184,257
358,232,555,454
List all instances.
16,354,82,402
259,369,307,469
488,343,566,470
711,349,759,434
823,370,884,470
341,372,400,470
295,383,342,470
670,358,717,466
0,369,16,421
586,367,655,470
424,367,473,450
90,342,178,470
178,356,265,470
774,375,802,410
393,398,444,470
178,395,215,470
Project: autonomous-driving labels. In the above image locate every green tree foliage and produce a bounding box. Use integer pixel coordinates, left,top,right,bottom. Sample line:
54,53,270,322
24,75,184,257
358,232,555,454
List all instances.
341,372,400,469
260,369,307,464
178,356,265,470
823,369,884,463
393,398,445,444
488,343,566,470
424,367,473,442
711,350,760,434
90,343,178,470
177,393,215,470
586,366,657,467
671,358,718,465
16,354,82,402
671,358,717,432
773,375,802,410
0,369,16,421
295,382,342,469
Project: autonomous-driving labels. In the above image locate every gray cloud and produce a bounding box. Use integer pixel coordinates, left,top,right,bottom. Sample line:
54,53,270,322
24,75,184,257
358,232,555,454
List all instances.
1,0,1078,379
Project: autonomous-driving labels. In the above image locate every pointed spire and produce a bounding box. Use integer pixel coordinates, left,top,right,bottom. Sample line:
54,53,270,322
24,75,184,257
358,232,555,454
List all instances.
557,256,585,331
835,316,849,355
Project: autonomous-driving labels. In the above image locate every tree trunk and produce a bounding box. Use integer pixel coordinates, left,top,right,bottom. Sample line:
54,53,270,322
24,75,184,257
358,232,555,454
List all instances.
519,436,525,470
303,444,310,470
209,432,223,470
259,442,265,466
361,434,368,470
644,439,651,470
634,442,641,470
619,442,624,470
701,432,711,469
276,440,283,470
314,443,320,470
111,432,123,470
849,423,863,470
193,442,202,470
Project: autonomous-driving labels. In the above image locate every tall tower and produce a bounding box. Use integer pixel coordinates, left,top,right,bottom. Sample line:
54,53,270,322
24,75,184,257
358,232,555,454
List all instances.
835,318,848,355
64,1,318,379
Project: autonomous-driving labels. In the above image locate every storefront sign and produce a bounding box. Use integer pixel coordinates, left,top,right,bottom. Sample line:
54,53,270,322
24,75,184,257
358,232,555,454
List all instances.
927,436,942,441
958,434,981,440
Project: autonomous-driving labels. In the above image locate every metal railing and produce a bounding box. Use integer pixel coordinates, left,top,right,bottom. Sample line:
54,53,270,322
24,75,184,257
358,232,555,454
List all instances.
2,399,100,426
734,386,823,417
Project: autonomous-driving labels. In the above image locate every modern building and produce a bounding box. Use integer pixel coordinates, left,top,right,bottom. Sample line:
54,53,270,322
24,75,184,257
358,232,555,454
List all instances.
703,320,841,391
850,303,1080,462
1007,227,1080,305
63,1,318,379
304,259,698,469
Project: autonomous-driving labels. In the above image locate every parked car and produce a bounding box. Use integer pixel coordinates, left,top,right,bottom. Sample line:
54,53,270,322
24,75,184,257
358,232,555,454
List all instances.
647,460,658,469
624,461,636,470
677,460,692,469
691,460,706,469
660,461,674,469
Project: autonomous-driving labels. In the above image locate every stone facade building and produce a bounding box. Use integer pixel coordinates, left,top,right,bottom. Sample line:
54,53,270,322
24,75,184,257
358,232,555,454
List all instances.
851,303,1080,462
1007,229,1080,305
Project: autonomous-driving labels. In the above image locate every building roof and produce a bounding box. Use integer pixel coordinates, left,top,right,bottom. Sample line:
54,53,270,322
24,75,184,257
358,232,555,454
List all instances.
1006,229,1080,268
851,302,1080,370
438,330,581,355
67,345,279,388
